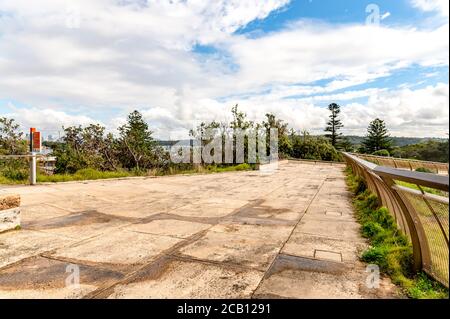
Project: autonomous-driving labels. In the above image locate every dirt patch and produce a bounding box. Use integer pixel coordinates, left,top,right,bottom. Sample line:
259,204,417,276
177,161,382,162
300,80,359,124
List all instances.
0,195,20,210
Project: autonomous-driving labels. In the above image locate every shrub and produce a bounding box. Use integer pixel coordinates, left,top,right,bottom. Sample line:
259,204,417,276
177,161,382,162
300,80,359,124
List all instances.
362,221,385,238
415,167,434,173
372,149,390,157
0,159,28,181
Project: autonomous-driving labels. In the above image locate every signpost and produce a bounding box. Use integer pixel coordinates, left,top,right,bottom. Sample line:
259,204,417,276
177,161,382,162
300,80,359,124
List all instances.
29,128,41,185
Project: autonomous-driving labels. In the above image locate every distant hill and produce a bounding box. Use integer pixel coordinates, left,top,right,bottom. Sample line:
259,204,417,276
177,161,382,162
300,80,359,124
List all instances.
157,137,447,148
341,136,447,147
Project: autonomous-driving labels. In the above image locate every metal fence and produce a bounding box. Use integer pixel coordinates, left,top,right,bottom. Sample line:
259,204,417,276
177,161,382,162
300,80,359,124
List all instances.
351,153,449,175
343,152,449,287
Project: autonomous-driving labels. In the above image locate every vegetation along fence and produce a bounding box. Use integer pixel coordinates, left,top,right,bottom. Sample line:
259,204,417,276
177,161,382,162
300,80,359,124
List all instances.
343,152,449,287
351,153,449,175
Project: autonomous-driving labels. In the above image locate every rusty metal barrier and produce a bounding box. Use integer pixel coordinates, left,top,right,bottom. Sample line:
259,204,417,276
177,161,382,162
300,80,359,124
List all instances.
343,152,449,287
351,153,449,175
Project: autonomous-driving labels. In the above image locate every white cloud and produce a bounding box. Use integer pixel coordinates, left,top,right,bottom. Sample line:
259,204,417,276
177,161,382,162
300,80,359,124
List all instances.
227,22,448,90
3,104,101,135
411,0,449,17
341,83,449,137
0,1,448,139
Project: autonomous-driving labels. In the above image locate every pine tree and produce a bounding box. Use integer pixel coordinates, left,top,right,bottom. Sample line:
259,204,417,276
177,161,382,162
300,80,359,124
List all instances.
118,110,157,171
324,103,344,148
363,118,392,153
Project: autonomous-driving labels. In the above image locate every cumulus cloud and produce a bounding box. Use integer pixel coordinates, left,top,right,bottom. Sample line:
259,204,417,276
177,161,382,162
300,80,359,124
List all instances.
0,0,448,138
342,83,449,137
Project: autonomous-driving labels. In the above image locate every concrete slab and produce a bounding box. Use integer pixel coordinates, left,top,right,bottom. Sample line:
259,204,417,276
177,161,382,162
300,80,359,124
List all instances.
254,254,397,299
0,230,76,269
105,257,264,299
254,268,364,299
170,205,236,218
20,204,72,226
178,230,281,270
314,250,343,262
282,233,367,263
125,219,210,239
0,256,124,299
210,222,292,246
49,229,182,266
294,215,364,242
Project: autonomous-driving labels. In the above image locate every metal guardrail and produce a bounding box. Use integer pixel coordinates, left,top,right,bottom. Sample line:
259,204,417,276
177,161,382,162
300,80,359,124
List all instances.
0,154,57,184
352,153,449,175
343,152,449,287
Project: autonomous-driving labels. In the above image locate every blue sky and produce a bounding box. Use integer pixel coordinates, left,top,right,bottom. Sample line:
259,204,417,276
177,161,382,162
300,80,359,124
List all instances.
237,0,419,32
0,0,448,138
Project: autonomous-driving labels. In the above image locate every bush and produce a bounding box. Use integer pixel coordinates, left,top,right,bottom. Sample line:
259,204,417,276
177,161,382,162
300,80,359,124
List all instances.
290,135,341,162
0,159,28,181
362,221,385,238
372,149,390,157
415,167,434,173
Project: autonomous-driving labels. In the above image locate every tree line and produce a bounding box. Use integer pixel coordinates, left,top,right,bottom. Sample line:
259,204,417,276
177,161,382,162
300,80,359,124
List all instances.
1,103,448,181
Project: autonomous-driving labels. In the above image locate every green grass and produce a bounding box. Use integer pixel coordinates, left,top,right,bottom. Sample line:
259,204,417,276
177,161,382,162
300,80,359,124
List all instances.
0,163,256,184
37,168,133,183
345,166,449,299
206,163,255,172
395,180,445,196
0,175,26,184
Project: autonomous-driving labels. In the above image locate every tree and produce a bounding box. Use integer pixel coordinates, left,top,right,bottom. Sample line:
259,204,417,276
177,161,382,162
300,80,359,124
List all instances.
391,139,449,163
118,110,158,171
229,104,254,163
339,137,354,152
0,117,27,155
262,113,291,157
363,118,392,153
324,103,344,148
230,104,253,131
0,117,28,180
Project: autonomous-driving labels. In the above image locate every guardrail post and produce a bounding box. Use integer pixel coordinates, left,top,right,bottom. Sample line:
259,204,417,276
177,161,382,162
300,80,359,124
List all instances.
379,175,425,272
29,152,36,185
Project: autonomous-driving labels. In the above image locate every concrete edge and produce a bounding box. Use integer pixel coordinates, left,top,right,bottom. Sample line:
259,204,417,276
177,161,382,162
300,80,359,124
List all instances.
0,207,21,233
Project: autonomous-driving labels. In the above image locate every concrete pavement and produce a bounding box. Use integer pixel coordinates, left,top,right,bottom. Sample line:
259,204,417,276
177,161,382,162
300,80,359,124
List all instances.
0,161,397,298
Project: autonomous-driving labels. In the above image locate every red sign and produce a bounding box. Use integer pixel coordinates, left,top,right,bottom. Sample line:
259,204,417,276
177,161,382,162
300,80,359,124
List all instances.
32,131,41,153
